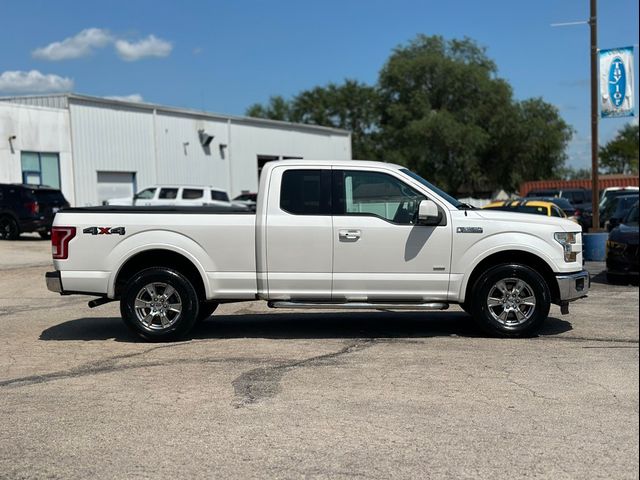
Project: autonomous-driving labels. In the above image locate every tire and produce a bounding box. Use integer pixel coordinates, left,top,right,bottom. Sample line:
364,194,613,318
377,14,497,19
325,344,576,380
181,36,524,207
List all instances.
469,263,550,337
0,215,20,240
39,230,51,240
460,301,472,315
120,267,200,342
196,301,219,323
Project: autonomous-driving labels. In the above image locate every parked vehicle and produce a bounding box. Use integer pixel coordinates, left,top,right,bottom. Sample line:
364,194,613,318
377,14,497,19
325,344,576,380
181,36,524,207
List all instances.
599,186,639,210
232,192,258,211
46,160,589,341
483,199,577,223
525,189,592,229
105,186,245,209
606,203,639,283
535,197,593,229
1,184,69,240
601,193,639,230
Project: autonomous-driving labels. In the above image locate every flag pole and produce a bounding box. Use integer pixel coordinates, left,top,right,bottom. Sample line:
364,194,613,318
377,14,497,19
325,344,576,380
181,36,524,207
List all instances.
589,0,600,232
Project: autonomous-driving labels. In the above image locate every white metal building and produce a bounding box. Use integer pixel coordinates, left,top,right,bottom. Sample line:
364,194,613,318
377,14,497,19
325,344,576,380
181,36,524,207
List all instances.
0,94,351,206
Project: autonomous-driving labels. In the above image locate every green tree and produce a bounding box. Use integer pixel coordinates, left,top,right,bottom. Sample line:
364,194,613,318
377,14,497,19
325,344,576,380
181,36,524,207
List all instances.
599,123,639,175
377,35,572,193
246,81,379,160
246,34,573,194
245,95,291,121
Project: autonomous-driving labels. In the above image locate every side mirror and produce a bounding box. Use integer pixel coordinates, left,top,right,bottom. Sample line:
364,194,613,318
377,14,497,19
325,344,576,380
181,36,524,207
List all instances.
417,199,441,226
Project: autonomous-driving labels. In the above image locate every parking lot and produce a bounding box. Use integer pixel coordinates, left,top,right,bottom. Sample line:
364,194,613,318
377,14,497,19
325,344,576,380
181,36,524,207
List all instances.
0,236,638,480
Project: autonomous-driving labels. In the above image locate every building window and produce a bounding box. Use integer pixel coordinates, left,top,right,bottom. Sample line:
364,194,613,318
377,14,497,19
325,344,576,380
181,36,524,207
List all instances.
21,152,60,189
257,155,279,179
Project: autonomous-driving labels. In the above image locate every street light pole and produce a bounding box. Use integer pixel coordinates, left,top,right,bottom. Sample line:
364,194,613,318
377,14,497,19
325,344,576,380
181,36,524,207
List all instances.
589,0,600,231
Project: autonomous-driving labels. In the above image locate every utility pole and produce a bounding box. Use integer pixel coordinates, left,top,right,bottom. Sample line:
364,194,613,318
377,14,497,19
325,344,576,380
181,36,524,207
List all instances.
589,0,600,232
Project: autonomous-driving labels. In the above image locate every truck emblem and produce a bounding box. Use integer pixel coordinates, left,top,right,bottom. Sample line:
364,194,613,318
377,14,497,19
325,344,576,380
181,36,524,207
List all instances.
457,227,483,234
83,227,126,236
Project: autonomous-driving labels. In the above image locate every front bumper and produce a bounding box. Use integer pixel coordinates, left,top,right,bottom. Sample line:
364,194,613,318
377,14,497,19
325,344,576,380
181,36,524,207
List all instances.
556,270,590,302
45,271,62,293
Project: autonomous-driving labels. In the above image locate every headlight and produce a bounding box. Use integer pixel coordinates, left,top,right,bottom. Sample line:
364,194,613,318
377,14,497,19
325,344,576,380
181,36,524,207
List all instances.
554,232,580,262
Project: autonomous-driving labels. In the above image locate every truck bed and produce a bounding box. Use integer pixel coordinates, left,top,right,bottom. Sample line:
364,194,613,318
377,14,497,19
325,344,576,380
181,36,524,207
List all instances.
61,205,254,214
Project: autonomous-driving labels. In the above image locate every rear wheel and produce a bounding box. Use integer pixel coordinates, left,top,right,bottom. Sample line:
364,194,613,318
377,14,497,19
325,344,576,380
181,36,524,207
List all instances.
0,216,19,240
120,267,200,341
470,263,550,337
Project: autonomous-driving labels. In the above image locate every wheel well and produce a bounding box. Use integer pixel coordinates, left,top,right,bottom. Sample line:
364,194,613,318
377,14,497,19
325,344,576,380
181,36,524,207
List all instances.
115,249,206,299
464,251,560,304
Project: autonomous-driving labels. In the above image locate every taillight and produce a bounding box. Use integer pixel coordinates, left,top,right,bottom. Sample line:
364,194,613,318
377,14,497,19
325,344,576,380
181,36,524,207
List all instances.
574,209,581,216
51,226,76,260
25,201,39,215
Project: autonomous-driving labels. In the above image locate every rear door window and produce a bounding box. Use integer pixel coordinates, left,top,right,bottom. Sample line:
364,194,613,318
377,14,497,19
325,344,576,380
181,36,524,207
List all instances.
182,188,204,200
211,190,230,202
280,170,331,215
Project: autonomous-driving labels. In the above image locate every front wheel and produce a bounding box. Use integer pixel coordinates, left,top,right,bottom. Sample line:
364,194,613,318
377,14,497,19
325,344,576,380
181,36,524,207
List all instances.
120,267,200,341
470,264,550,337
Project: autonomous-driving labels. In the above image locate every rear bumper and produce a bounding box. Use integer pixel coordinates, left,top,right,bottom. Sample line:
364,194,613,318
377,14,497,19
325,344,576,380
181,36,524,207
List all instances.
556,270,590,302
45,271,62,293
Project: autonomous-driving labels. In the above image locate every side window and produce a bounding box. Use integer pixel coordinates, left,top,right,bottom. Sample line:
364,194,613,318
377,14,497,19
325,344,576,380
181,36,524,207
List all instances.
280,169,330,215
551,206,563,217
136,188,156,199
334,170,426,224
182,188,204,200
159,188,178,199
211,190,230,202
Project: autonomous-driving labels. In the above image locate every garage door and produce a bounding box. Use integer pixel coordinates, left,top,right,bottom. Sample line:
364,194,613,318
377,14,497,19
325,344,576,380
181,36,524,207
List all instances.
96,172,136,205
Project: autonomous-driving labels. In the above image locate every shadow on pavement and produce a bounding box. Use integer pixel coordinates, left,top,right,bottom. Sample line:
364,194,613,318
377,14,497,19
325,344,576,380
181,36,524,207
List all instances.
39,311,573,343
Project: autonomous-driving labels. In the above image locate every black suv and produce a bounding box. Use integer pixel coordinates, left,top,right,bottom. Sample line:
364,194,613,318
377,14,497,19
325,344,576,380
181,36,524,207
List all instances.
0,184,69,240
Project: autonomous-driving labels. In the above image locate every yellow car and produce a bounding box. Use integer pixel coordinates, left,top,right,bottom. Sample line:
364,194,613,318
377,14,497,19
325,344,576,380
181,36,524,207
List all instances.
483,199,577,222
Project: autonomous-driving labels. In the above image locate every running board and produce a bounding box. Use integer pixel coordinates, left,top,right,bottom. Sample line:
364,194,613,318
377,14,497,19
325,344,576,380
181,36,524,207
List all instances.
267,301,449,311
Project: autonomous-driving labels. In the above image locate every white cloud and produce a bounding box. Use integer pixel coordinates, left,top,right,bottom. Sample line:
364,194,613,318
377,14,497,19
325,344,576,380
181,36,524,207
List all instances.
32,28,112,61
115,35,172,61
0,70,73,94
104,94,144,103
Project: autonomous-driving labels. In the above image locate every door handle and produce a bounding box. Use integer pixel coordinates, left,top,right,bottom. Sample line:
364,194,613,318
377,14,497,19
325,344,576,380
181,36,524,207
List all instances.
338,229,361,241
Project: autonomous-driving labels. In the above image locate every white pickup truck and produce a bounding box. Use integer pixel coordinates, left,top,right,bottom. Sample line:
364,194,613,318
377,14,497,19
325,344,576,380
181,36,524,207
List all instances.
46,160,589,341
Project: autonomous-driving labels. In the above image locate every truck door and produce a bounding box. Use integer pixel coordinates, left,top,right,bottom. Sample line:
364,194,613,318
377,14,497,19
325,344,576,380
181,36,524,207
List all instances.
264,167,333,300
331,168,452,301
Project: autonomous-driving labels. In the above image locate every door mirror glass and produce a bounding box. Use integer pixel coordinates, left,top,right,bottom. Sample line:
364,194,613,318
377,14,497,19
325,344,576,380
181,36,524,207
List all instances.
417,199,440,225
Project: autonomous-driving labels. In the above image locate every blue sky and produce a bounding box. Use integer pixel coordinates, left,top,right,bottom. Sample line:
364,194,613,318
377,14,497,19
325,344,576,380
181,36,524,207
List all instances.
1,0,638,169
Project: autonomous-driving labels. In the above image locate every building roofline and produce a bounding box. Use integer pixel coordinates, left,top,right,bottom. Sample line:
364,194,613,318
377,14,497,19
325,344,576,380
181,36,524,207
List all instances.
0,92,351,136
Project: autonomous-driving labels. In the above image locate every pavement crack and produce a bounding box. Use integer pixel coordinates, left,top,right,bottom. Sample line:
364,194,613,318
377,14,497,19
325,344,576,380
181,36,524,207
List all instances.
232,339,375,408
0,342,220,389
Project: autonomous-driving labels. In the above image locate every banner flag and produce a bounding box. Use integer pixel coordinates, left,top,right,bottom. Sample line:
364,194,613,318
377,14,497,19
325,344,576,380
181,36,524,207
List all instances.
600,46,635,118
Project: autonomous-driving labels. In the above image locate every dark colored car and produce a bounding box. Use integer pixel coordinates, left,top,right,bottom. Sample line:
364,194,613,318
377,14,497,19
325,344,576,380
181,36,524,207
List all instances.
601,193,639,230
526,189,593,229
0,184,69,240
606,203,639,283
233,192,257,211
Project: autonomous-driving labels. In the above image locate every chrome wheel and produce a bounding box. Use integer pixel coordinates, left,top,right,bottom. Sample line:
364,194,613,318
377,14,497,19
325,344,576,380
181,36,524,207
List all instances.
134,282,182,331
486,277,536,326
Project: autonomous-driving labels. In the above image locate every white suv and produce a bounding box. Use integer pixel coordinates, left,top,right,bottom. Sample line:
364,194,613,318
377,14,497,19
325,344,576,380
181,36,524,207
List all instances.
105,186,244,208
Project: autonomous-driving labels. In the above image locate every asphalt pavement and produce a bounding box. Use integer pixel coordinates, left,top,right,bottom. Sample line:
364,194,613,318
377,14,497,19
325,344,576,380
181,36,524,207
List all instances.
0,236,638,479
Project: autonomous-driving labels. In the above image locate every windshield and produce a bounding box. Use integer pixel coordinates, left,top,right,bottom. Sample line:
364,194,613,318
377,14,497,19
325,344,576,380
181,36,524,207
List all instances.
400,168,462,208
624,204,639,226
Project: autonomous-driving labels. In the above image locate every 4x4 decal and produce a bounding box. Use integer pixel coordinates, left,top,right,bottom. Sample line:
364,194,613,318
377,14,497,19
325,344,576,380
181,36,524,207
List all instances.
83,227,126,236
